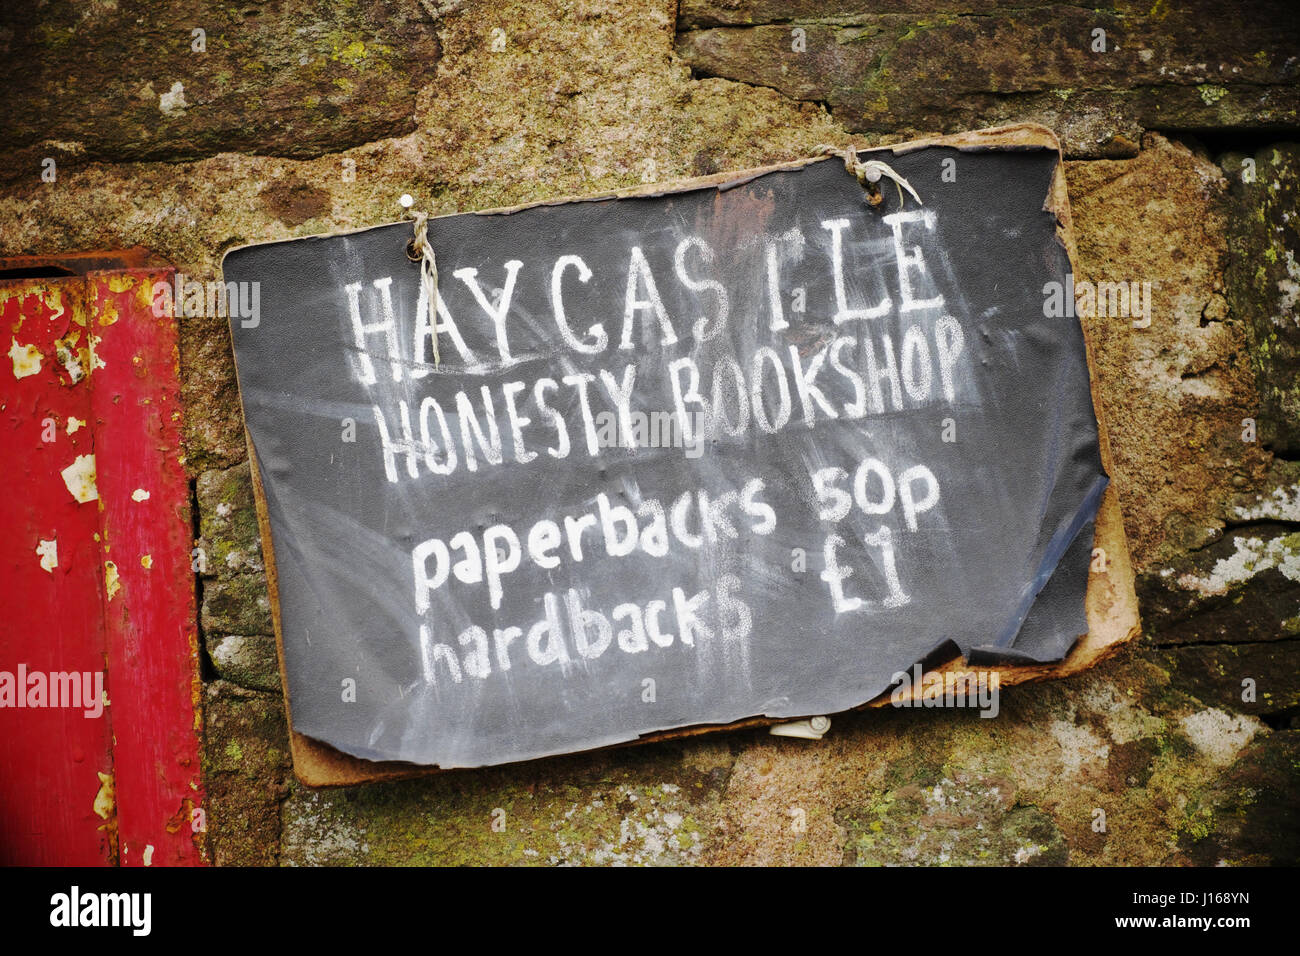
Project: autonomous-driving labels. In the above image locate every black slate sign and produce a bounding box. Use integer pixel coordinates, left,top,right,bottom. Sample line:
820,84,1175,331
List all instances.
224,142,1108,768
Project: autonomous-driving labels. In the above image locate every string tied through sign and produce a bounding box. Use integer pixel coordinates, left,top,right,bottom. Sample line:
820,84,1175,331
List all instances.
404,201,440,366
816,144,922,209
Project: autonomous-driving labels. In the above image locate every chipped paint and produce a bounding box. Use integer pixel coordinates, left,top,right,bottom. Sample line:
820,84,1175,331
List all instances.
44,289,67,321
103,561,120,601
96,298,119,327
87,332,106,372
60,454,98,503
53,332,86,383
135,279,157,313
9,337,42,378
4,263,206,867
93,771,115,820
35,538,58,572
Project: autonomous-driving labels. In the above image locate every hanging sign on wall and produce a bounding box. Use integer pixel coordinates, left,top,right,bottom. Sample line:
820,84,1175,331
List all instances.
223,124,1139,783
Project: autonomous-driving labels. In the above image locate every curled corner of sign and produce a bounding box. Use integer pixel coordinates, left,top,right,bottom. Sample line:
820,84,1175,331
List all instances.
769,716,831,741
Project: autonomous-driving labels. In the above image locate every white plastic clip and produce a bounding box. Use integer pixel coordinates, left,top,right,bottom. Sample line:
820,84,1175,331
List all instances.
769,715,831,740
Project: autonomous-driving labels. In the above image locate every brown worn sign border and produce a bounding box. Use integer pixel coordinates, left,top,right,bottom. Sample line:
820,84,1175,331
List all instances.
239,122,1140,787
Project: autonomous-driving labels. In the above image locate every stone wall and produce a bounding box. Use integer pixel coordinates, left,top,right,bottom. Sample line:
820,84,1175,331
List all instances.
2,0,1296,865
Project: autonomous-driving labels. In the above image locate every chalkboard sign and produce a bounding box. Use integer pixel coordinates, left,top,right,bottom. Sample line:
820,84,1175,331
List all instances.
224,124,1138,780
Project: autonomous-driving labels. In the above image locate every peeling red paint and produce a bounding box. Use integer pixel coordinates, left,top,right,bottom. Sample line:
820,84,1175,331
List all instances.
0,257,206,866
0,279,115,865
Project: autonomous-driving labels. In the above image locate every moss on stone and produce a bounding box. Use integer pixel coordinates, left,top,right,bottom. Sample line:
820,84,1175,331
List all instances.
282,756,723,866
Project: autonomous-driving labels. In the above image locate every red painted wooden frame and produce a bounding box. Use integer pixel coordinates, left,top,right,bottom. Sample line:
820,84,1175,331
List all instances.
0,251,206,866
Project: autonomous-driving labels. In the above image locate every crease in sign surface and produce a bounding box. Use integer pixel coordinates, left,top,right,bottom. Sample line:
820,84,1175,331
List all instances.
224,141,1109,769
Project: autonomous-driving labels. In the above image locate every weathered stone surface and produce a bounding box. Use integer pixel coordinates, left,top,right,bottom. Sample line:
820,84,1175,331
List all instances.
281,744,730,865
1222,144,1300,456
1160,641,1300,717
1066,134,1275,573
180,311,248,474
202,682,291,866
201,572,274,635
1137,527,1300,646
1177,730,1300,865
840,775,1069,866
708,733,853,865
675,1,1300,157
0,0,441,174
196,461,264,578
679,0,1095,28
206,634,282,693
1133,454,1300,646
274,645,1299,865
197,462,281,689
414,0,844,211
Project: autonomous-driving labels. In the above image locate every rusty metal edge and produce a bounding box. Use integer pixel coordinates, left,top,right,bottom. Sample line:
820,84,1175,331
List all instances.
0,247,170,280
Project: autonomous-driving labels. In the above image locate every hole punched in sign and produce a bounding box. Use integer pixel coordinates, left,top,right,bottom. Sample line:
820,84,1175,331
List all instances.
854,167,885,207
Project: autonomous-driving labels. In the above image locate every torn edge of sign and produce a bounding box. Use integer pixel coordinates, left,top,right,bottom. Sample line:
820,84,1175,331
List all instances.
238,123,1142,787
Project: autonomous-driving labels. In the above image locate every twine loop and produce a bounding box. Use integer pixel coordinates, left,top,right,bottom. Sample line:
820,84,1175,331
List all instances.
406,207,440,366
816,144,922,208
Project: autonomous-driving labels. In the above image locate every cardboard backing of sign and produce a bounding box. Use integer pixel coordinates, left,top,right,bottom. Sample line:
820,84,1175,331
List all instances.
237,123,1140,787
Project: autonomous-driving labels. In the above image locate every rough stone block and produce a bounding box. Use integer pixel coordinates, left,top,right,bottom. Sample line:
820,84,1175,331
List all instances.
201,572,274,635
675,2,1300,157
1223,143,1300,456
206,633,282,693
196,461,264,579
1161,641,1300,717
0,0,442,172
202,681,291,866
